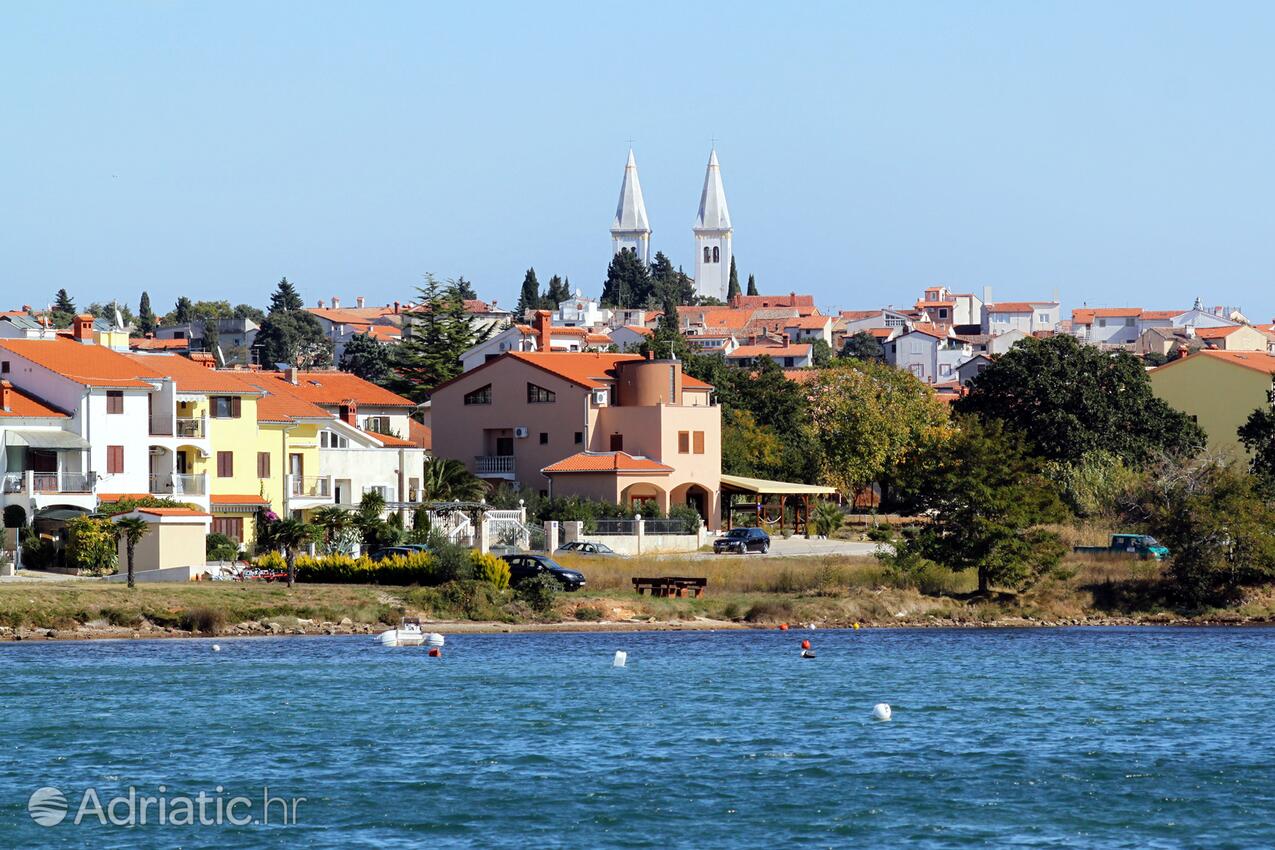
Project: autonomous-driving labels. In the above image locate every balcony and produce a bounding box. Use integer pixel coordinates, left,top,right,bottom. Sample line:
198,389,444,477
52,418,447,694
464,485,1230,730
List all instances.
287,474,334,506
2,471,97,508
149,472,208,497
475,455,516,478
175,417,206,439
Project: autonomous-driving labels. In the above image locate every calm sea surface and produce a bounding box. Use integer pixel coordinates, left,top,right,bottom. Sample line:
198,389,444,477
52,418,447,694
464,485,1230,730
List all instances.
2,627,1274,848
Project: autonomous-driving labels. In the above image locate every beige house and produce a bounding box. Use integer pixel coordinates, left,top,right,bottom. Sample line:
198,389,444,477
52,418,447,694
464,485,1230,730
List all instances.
431,352,722,529
111,507,211,579
1191,325,1272,352
1150,350,1275,458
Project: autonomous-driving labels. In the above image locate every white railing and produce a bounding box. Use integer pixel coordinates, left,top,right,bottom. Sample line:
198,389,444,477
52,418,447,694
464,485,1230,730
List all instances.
428,509,473,543
4,471,95,494
289,475,332,499
2,473,22,494
175,417,206,439
172,473,207,496
475,455,515,475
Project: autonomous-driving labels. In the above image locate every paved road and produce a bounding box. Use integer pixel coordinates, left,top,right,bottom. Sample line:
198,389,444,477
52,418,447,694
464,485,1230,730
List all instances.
657,536,884,560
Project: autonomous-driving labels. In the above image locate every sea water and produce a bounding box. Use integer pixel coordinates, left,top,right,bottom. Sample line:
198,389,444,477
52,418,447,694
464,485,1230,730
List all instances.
2,627,1274,848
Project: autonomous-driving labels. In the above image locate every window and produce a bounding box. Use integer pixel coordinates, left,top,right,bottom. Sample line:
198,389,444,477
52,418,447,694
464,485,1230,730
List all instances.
211,396,241,418
693,431,705,454
938,309,948,319
678,431,690,453
217,451,234,478
106,391,124,414
539,432,548,445
464,384,492,405
1125,317,1135,327
257,452,271,479
319,430,348,449
107,445,124,474
527,383,556,403
574,432,583,445
364,416,390,434
211,516,243,543
610,434,623,451
940,364,952,376
1,360,9,374
712,246,720,262
703,247,711,263
1098,318,1107,328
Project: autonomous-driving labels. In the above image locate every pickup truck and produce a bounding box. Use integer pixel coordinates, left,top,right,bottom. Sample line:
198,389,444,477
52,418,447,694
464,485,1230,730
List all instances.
1073,534,1169,560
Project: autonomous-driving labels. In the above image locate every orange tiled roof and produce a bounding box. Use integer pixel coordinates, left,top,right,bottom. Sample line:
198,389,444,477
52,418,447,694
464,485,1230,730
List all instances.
254,370,416,408
986,302,1047,312
785,315,832,329
0,384,68,418
1072,308,1143,323
365,430,417,448
307,306,397,324
541,451,673,475
839,310,880,321
243,382,333,423
1153,349,1275,376
364,325,402,340
906,323,951,340
125,353,262,394
129,338,190,351
135,507,211,517
865,327,895,339
1141,310,1183,320
727,343,812,359
210,494,270,505
1193,326,1243,339
687,308,756,330
504,352,640,389
0,338,155,388
622,325,653,336
729,294,815,309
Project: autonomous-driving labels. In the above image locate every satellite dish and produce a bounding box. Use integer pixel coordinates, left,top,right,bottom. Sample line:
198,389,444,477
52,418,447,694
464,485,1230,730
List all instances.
214,345,226,367
114,307,125,329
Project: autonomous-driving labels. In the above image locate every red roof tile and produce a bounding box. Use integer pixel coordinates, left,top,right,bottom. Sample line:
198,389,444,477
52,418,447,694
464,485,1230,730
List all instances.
0,338,155,388
135,507,211,517
254,370,415,408
541,451,673,475
0,383,68,418
1152,349,1275,376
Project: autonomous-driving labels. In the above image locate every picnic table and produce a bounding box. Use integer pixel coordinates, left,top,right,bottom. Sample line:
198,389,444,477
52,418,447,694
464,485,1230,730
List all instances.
631,576,707,598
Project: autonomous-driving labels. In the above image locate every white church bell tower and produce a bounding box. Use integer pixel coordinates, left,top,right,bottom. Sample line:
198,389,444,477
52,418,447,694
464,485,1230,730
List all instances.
693,148,732,302
610,148,651,264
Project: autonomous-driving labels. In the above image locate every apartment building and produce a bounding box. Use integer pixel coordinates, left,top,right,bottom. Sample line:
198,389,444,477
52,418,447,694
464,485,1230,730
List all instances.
431,351,722,528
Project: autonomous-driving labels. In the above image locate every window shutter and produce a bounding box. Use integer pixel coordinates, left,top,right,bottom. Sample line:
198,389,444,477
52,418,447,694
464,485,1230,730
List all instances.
218,451,233,478
231,396,241,418
257,452,270,478
693,431,705,454
107,445,124,473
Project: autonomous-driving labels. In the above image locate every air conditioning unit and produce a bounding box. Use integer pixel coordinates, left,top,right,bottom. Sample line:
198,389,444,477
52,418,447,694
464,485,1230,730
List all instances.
593,389,608,406
514,427,529,438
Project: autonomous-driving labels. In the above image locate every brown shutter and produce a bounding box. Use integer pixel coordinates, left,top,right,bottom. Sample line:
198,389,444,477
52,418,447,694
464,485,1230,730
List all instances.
218,451,233,478
231,396,241,418
257,452,270,478
107,445,124,473
693,431,705,454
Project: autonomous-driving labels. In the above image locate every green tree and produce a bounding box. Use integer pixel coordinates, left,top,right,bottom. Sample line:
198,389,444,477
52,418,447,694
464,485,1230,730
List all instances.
269,277,304,313
338,330,395,386
172,296,194,324
727,257,741,300
310,506,354,552
841,330,885,362
746,273,759,296
600,248,653,308
812,339,833,367
810,501,845,538
544,274,571,307
650,252,696,306
646,291,690,361
806,360,953,495
955,334,1204,466
1134,459,1275,607
394,275,493,401
720,409,785,478
894,416,1067,594
255,310,334,368
65,516,119,576
137,291,156,335
53,288,75,313
421,457,486,502
271,518,317,588
696,295,726,307
454,276,478,301
111,516,150,589
515,268,541,316
234,304,266,323
1238,405,1275,494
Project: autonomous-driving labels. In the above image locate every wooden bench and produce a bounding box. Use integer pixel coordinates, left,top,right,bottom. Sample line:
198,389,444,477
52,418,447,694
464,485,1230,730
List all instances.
632,576,707,598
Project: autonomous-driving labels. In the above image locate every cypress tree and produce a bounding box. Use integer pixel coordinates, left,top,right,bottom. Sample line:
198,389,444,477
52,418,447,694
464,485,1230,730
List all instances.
746,273,759,296
268,277,303,313
137,292,156,335
545,274,571,307
600,249,653,308
515,268,541,316
173,296,193,324
727,257,741,300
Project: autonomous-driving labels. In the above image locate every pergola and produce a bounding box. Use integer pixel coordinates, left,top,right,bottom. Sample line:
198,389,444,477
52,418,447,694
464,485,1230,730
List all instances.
719,474,837,535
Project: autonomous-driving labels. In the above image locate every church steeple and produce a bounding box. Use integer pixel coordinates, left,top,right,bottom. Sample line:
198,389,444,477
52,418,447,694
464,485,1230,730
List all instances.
611,148,651,265
693,148,733,302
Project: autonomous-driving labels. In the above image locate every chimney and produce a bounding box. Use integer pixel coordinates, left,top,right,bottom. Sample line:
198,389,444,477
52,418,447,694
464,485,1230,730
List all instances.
317,299,325,309
340,399,358,426
356,296,365,309
393,300,400,315
331,296,341,309
286,366,298,385
982,286,992,305
533,310,552,352
21,304,30,313
73,313,94,344
0,380,11,412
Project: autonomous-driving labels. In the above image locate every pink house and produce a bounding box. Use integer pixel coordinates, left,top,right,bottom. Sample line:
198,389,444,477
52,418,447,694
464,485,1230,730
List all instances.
431,352,722,529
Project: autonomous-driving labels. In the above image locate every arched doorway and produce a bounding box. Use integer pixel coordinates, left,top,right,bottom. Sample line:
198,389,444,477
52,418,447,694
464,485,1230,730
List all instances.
619,483,665,515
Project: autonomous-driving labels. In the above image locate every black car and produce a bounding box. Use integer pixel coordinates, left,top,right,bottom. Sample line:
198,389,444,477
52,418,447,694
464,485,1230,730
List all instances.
368,545,430,562
713,527,771,555
499,554,586,591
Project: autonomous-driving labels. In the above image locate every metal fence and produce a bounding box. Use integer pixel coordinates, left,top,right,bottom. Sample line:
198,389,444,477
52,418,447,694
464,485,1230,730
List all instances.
591,519,637,536
643,518,692,535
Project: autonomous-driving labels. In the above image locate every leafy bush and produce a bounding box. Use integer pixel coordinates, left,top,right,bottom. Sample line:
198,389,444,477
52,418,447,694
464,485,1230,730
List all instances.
253,551,286,571
865,525,895,543
473,552,511,590
65,516,118,575
98,496,196,518
21,536,58,569
667,504,702,533
180,606,226,634
810,501,845,537
1046,449,1141,519
743,600,795,622
206,532,240,562
431,542,475,583
574,605,603,621
516,571,558,614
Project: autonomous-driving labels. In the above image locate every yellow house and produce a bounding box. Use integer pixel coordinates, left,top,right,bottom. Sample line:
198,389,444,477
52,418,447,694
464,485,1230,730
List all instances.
1149,350,1275,459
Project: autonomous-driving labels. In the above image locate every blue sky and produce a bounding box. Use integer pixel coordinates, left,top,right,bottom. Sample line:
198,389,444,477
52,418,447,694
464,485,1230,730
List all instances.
4,1,1274,319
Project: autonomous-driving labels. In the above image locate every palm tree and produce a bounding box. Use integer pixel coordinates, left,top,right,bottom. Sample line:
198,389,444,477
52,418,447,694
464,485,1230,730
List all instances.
810,501,846,539
310,505,353,551
422,457,486,503
111,517,150,589
272,518,316,588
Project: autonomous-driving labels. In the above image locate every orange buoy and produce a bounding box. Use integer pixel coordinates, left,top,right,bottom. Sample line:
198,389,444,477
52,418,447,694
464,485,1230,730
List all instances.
801,639,811,650
779,623,789,631
428,647,441,658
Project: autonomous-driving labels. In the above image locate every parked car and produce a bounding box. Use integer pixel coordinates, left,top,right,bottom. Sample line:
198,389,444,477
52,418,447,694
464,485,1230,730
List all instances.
499,554,586,591
1073,534,1169,561
713,527,771,555
555,541,618,557
368,544,430,562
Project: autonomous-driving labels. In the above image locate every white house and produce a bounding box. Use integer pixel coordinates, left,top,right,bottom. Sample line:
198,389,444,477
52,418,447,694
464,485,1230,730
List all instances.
0,378,96,518
460,312,604,372
609,325,652,352
956,354,993,386
551,291,613,329
886,326,973,384
981,301,1060,335
914,286,983,327
783,315,834,346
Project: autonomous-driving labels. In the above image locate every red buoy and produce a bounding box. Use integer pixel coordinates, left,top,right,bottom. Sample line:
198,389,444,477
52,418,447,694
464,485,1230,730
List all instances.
779,623,789,631
428,647,441,657
801,639,811,650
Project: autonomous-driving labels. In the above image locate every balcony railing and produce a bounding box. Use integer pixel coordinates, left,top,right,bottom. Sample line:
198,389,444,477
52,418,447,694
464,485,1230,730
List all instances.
150,473,207,496
289,475,332,499
475,455,515,475
3,471,95,495
175,417,206,439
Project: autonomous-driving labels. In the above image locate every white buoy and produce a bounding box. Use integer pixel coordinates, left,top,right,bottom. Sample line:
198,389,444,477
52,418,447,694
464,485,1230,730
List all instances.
807,624,816,630
613,651,627,668
212,644,221,652
872,703,892,722
426,633,445,648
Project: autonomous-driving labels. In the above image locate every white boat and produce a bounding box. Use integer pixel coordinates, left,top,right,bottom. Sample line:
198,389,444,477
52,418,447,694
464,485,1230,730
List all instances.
378,617,426,647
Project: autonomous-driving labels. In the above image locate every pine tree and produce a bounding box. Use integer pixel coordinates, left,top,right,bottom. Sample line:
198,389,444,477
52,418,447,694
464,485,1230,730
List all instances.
137,291,156,335
268,277,304,313
515,268,541,316
256,310,333,369
172,297,193,324
545,275,571,307
650,252,696,307
600,249,654,308
53,289,75,314
648,290,689,361
747,274,759,296
338,330,395,386
727,257,741,300
454,276,478,301
394,275,495,401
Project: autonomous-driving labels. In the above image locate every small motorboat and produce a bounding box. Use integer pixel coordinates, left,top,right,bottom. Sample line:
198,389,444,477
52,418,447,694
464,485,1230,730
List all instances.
378,617,426,647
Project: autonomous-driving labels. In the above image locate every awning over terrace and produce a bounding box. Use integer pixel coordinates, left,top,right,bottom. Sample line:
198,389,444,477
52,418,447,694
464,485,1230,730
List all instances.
719,475,837,534
4,429,91,450
719,474,836,496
